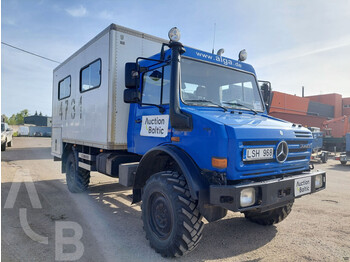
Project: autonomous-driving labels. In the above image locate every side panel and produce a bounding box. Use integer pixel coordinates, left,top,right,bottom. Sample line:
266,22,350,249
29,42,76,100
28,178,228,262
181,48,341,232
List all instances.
51,25,166,154
52,32,110,150
51,127,62,157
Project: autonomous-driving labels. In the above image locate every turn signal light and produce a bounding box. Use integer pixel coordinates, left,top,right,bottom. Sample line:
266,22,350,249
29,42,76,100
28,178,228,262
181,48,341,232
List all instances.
171,137,180,142
212,157,227,169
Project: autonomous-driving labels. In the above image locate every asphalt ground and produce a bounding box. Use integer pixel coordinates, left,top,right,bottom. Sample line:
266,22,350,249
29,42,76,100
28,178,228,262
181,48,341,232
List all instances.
1,137,350,261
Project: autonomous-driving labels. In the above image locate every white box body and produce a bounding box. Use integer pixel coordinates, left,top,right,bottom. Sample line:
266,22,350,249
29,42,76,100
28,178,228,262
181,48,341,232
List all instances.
51,24,166,157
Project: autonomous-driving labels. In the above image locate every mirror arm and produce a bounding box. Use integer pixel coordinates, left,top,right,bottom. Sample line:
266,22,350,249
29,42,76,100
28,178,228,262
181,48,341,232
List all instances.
138,102,165,114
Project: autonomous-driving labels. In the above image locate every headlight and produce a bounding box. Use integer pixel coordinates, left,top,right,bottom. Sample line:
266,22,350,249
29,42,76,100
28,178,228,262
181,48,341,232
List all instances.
315,174,323,189
240,187,256,207
238,49,247,61
168,27,181,42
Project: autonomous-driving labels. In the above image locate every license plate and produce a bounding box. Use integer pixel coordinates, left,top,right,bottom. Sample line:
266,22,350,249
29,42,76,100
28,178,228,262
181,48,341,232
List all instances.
294,177,311,197
243,148,274,161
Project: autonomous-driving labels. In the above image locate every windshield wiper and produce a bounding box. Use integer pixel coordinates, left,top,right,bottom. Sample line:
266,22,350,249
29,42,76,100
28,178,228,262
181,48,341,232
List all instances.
222,102,257,115
185,99,227,112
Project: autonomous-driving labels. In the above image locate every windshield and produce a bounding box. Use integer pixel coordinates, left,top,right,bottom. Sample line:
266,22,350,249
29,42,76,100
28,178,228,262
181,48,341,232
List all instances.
1,124,5,132
180,58,264,112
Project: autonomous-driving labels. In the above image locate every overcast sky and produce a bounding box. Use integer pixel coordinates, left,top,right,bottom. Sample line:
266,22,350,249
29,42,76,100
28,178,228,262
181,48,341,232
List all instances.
2,0,350,117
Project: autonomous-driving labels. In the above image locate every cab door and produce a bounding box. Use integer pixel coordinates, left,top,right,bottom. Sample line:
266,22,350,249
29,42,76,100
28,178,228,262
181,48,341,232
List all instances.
131,65,171,155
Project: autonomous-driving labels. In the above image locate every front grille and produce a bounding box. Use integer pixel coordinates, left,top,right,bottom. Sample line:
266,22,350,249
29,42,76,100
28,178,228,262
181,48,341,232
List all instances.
243,141,276,146
244,159,275,165
289,148,308,153
242,139,310,165
287,140,309,144
294,131,312,138
286,156,306,161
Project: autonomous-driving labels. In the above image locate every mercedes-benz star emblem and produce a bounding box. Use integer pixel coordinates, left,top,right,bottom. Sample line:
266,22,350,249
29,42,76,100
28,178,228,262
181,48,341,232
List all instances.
276,141,289,163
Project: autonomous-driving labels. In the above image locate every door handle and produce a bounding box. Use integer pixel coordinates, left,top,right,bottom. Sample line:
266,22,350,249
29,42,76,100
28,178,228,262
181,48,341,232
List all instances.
135,119,142,123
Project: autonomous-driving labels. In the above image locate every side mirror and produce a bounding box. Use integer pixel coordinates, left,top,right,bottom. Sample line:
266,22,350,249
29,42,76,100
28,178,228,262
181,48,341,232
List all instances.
258,81,272,112
125,63,138,88
124,88,141,103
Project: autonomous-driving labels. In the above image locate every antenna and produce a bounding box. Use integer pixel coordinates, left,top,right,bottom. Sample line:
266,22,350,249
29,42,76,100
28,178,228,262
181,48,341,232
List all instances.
212,23,216,54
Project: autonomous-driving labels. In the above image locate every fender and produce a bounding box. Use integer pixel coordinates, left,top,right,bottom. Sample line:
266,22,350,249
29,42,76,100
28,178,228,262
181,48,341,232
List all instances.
132,144,209,203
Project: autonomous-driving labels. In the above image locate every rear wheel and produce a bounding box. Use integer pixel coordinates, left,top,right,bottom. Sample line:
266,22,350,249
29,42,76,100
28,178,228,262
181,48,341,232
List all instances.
142,171,204,257
7,140,12,147
243,202,293,225
1,142,6,151
65,151,90,193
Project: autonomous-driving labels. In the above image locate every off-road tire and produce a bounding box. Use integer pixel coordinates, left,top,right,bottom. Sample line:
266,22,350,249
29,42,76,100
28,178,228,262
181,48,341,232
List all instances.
7,140,12,147
1,142,6,151
66,151,90,193
341,161,347,165
243,202,293,225
141,171,204,257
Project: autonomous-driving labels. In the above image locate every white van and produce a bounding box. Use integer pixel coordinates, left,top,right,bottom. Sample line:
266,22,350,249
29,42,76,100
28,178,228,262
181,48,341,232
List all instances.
18,126,30,136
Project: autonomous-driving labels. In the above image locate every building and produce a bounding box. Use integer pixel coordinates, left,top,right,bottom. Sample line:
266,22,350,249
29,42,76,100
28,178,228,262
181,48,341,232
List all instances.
24,115,52,127
269,92,350,129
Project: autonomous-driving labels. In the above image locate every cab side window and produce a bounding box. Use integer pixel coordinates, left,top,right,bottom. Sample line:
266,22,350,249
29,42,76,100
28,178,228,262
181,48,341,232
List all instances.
80,59,101,92
58,76,71,100
142,66,170,105
142,69,162,105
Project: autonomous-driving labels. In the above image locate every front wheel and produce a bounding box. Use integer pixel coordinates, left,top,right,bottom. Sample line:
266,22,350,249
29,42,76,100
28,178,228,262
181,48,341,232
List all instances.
243,202,293,225
141,171,204,257
341,161,347,165
1,142,6,151
7,140,12,147
65,151,90,193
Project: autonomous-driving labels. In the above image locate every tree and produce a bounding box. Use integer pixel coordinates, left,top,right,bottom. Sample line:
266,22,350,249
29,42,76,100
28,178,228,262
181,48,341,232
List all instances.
8,114,17,125
1,114,8,123
7,109,29,125
21,109,29,117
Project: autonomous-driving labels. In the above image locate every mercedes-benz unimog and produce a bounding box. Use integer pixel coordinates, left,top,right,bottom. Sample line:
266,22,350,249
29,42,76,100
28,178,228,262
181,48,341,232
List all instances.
52,24,326,257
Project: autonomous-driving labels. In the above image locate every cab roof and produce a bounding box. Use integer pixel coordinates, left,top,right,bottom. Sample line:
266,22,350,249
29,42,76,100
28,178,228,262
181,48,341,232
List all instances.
141,45,256,75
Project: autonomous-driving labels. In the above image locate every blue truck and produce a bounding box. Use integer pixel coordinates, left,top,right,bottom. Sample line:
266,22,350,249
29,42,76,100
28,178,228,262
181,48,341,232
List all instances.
52,25,326,257
308,127,328,163
336,133,350,165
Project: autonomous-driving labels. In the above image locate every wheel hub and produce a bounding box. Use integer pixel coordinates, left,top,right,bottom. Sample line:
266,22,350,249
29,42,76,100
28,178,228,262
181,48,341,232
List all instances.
149,192,172,239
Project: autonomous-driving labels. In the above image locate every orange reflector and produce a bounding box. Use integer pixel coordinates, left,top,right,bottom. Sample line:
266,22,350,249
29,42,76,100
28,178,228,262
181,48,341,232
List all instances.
212,157,227,169
171,137,180,142
100,149,104,153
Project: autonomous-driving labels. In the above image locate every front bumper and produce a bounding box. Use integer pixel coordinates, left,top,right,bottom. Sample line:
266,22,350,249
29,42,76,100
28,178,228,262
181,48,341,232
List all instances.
210,170,326,212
